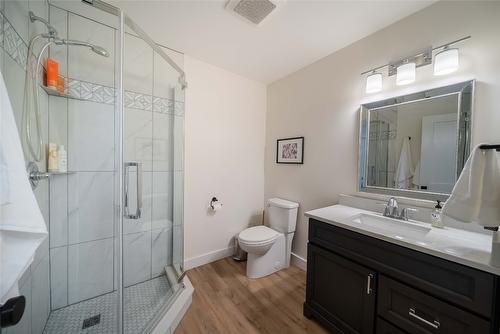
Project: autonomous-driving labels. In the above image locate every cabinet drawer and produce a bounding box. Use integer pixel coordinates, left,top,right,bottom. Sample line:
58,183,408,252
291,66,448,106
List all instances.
309,219,495,317
378,275,490,334
377,318,407,334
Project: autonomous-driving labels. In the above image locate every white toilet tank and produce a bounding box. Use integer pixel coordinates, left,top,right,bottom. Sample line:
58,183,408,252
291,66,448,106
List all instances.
267,198,299,233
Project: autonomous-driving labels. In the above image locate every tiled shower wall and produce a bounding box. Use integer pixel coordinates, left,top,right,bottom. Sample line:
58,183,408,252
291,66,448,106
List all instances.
0,0,184,334
47,3,185,312
1,0,51,333
1,0,184,332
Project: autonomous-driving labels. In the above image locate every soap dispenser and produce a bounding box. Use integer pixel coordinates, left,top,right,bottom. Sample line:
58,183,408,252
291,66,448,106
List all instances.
431,200,443,228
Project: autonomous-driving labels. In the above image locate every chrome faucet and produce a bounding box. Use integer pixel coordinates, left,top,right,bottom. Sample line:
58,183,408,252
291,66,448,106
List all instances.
383,197,399,218
383,197,417,221
399,207,417,221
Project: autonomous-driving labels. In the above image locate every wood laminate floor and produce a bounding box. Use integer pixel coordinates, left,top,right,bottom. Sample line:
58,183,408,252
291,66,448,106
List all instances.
175,258,328,334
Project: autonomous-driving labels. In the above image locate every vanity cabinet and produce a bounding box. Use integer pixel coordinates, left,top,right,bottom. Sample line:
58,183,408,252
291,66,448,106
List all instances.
304,218,500,334
305,243,376,334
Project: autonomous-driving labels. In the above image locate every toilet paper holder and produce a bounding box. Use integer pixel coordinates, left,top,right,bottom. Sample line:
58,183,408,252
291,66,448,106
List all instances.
210,197,222,210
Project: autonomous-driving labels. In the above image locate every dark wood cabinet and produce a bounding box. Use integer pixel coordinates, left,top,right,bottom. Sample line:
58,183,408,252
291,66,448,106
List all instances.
305,244,376,334
376,318,407,334
378,275,490,334
305,218,500,334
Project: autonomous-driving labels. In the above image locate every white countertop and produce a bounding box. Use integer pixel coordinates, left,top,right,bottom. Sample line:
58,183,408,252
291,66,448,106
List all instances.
305,204,500,276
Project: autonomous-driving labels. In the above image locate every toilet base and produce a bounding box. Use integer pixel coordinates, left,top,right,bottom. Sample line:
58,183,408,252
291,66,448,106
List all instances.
246,234,287,279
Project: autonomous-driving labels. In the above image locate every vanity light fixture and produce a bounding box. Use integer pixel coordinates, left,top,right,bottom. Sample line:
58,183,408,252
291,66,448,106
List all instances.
365,71,383,94
360,36,470,93
434,46,459,76
396,61,416,86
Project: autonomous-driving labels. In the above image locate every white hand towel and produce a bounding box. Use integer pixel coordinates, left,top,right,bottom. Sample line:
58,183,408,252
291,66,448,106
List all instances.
394,137,414,189
0,71,48,304
413,159,421,188
0,144,10,206
442,144,500,227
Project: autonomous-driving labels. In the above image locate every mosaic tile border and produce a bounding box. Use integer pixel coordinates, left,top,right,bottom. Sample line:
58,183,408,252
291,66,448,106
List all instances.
1,11,29,70
0,10,185,116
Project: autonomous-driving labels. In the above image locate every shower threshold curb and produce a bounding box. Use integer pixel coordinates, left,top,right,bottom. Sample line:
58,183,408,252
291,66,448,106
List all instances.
151,277,193,334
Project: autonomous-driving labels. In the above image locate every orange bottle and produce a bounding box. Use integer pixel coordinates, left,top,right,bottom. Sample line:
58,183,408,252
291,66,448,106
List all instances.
46,58,59,88
57,75,65,93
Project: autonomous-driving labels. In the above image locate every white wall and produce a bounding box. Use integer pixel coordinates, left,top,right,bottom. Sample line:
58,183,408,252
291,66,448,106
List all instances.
265,1,500,260
184,56,267,268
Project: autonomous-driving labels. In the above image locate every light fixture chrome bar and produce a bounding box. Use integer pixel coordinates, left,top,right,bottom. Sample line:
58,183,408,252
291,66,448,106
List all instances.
360,35,471,76
388,47,432,77
433,35,471,53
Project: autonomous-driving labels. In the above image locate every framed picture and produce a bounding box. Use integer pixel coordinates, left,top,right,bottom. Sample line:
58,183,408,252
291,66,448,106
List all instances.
276,137,304,164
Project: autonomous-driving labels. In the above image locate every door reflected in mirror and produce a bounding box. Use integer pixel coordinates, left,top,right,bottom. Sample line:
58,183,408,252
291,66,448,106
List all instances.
359,81,473,198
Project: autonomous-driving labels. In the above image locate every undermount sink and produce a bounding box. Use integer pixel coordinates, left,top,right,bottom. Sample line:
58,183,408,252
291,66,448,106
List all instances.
349,213,431,241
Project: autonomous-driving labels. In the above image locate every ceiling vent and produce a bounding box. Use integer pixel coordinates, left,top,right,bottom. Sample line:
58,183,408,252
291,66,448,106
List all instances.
225,0,283,25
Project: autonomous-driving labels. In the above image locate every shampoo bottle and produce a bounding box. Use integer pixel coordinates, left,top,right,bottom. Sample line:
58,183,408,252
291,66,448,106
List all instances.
48,143,59,172
46,58,59,89
431,200,444,228
58,145,67,173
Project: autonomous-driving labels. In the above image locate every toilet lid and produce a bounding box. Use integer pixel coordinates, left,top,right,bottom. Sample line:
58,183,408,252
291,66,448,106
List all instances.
238,226,279,244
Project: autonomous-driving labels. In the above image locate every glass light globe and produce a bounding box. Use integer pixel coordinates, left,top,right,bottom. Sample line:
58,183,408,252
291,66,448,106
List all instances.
365,72,382,94
396,62,416,86
434,48,459,76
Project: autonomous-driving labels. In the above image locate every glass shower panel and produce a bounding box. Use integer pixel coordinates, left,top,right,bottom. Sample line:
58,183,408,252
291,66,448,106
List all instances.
121,15,184,334
152,46,185,285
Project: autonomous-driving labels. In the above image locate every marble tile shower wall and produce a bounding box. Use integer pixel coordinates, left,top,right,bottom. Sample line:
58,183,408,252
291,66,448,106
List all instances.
47,6,185,312
1,2,184,325
1,1,51,334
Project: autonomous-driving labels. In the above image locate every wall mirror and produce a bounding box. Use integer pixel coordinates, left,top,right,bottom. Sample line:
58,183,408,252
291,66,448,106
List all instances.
358,80,474,200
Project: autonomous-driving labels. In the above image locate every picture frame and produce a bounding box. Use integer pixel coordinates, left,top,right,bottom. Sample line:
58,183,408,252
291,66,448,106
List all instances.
276,137,304,164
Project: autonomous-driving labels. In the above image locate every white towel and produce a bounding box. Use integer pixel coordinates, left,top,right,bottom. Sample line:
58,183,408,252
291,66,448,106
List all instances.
0,71,48,304
0,144,9,206
413,159,421,188
442,144,500,227
394,137,414,189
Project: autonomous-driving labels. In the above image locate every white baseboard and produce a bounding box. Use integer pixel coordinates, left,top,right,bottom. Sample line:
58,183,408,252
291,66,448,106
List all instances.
184,246,235,270
290,252,307,271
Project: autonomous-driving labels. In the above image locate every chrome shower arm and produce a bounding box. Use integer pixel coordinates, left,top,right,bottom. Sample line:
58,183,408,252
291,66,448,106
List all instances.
29,11,58,37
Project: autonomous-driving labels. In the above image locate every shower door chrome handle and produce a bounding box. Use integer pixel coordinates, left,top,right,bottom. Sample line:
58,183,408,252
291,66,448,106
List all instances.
124,162,142,219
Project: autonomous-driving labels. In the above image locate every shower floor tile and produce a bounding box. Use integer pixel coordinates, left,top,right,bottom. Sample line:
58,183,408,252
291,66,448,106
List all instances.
43,275,172,334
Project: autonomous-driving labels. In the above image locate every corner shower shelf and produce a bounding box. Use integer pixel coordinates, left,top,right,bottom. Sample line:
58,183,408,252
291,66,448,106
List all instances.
41,85,84,101
47,171,76,176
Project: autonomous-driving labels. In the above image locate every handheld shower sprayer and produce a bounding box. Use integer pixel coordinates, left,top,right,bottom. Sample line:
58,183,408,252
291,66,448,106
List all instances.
53,39,109,57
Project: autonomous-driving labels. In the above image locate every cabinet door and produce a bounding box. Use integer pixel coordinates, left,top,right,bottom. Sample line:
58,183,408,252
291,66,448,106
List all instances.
306,244,376,334
377,318,407,334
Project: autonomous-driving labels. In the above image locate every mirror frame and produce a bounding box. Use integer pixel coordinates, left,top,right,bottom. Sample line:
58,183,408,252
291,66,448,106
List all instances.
358,80,475,201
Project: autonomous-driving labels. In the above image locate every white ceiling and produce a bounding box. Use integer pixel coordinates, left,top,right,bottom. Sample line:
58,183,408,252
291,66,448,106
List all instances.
113,0,434,83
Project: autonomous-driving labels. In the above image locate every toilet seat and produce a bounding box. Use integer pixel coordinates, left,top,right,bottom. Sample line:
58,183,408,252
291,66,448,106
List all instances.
238,226,279,245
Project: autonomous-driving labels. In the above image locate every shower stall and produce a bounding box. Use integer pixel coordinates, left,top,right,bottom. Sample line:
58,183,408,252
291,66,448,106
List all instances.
1,0,186,333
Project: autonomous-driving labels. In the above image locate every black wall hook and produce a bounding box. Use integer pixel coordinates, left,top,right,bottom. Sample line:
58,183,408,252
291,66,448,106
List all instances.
0,295,26,328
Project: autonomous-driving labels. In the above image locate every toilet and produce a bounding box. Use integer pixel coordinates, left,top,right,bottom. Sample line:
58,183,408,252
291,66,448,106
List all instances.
238,198,299,278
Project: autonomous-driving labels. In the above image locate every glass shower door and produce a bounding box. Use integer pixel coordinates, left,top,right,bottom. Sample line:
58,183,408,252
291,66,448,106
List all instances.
120,13,185,334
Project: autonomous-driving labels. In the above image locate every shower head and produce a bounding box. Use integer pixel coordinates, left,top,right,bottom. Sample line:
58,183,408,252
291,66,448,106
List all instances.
90,45,109,57
54,39,109,57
